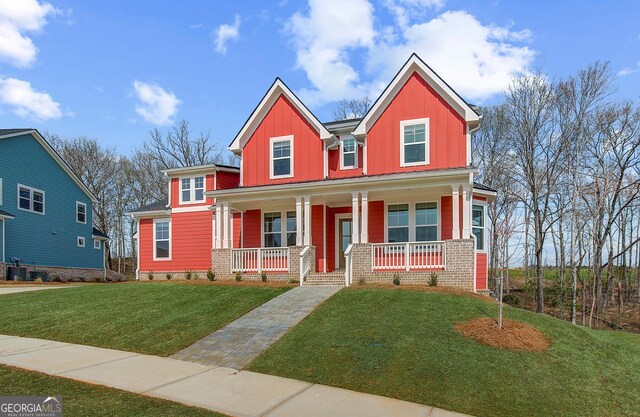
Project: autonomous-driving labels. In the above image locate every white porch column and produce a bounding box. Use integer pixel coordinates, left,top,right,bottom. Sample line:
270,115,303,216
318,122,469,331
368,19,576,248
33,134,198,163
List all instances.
452,185,460,240
222,202,230,249
303,195,312,246
462,186,471,239
295,196,303,246
215,203,223,249
360,191,368,243
351,191,360,244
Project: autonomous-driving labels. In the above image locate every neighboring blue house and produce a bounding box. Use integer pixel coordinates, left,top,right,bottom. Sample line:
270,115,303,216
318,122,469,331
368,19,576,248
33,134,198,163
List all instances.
0,129,108,280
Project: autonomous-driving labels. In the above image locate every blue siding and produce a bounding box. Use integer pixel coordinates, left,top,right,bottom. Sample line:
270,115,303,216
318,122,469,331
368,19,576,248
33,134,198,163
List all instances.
0,219,4,263
0,133,103,269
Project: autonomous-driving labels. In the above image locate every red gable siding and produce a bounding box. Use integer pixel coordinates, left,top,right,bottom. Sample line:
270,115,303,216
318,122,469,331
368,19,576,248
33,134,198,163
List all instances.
367,72,467,176
242,95,324,187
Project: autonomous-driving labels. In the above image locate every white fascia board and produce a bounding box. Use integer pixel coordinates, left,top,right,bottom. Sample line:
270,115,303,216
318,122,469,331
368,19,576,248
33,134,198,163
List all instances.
229,79,331,153
353,54,480,137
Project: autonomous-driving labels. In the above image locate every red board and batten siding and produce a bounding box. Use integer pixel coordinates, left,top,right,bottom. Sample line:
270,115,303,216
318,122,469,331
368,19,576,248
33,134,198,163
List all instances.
473,195,488,290
327,145,364,179
367,72,467,176
312,205,325,272
242,95,324,187
243,210,261,248
139,211,213,273
217,171,240,190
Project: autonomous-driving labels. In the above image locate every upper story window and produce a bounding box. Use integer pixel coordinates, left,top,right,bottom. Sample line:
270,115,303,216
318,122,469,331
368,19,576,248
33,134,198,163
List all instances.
154,219,171,260
400,118,429,167
340,137,357,169
18,184,44,214
270,135,294,179
472,204,486,251
180,176,205,204
76,202,87,224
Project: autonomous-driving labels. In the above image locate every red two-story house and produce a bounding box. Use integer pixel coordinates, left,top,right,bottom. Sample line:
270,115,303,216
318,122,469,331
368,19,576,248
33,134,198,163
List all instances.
131,54,496,291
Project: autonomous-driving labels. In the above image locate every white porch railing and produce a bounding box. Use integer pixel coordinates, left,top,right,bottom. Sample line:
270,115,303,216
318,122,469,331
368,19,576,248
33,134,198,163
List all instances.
299,246,311,285
344,244,354,286
231,248,290,273
371,242,445,271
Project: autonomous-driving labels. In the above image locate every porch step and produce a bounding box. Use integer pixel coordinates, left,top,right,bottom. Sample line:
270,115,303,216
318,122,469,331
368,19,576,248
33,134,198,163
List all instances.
304,272,345,286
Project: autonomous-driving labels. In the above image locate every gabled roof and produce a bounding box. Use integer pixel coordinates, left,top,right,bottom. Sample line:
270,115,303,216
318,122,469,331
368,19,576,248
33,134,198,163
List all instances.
162,163,239,176
128,198,170,214
0,208,15,219
228,78,332,154
473,181,497,193
0,129,98,203
352,53,480,136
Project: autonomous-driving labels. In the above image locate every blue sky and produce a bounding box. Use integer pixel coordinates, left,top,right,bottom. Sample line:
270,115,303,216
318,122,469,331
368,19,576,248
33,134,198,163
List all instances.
0,0,638,156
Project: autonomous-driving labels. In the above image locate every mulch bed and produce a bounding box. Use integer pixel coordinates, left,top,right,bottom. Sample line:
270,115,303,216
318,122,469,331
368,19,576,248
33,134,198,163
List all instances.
176,280,297,288
455,317,550,352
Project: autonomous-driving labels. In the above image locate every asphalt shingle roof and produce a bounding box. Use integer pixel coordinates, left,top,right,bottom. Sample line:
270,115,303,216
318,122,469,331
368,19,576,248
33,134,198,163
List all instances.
0,208,15,218
473,182,497,193
0,129,33,137
130,199,169,213
92,227,109,239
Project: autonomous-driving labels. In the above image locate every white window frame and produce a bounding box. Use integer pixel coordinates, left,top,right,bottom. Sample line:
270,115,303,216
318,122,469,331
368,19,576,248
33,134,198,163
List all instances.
94,239,101,250
153,218,172,260
261,210,297,247
76,201,87,224
179,176,206,204
384,200,440,242
472,202,487,252
0,178,3,206
17,184,45,215
400,118,430,167
269,135,294,179
415,202,439,242
77,236,85,247
340,136,358,170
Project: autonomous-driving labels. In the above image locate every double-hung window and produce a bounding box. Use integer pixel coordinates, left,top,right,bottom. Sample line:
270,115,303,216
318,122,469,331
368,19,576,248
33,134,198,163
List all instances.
400,118,429,167
154,219,171,259
271,136,293,179
18,184,44,214
472,204,486,250
340,137,357,169
76,202,87,224
387,204,409,243
415,202,438,241
180,176,205,204
264,211,297,247
264,213,282,247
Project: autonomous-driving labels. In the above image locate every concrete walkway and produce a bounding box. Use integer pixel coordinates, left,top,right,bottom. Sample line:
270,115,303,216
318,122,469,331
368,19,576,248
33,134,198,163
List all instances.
0,335,470,417
172,286,342,369
0,285,75,295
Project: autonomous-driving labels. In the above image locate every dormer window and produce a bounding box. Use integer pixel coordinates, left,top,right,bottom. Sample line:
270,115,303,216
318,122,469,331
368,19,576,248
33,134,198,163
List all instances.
180,176,205,204
400,118,429,167
270,135,294,179
340,137,357,169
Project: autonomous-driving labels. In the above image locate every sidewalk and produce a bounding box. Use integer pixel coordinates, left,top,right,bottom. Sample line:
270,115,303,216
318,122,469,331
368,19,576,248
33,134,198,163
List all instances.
0,335,470,417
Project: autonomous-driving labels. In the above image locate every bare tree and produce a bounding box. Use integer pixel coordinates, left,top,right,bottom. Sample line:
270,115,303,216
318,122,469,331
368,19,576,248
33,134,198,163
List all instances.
332,97,372,120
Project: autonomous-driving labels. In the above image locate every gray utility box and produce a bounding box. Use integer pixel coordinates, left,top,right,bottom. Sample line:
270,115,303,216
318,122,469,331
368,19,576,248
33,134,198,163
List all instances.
7,267,27,281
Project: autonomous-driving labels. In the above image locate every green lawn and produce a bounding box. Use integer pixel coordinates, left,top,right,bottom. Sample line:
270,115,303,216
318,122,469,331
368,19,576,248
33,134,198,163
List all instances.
247,287,640,417
0,365,226,417
0,283,288,356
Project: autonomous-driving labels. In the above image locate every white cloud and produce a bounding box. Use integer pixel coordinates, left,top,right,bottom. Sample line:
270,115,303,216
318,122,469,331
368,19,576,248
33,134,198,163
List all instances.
0,76,61,120
370,10,535,102
214,15,240,54
132,80,180,125
287,1,535,105
0,0,58,67
287,0,376,106
618,61,640,77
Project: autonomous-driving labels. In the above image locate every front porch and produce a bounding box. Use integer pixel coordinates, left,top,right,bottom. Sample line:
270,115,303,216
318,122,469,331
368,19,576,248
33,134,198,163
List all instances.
207,170,487,290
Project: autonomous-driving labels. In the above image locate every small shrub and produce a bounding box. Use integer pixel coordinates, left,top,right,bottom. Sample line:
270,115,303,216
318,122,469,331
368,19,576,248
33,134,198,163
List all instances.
166,273,172,281
357,277,366,285
393,273,400,286
95,276,103,283
502,293,520,307
79,277,86,283
147,271,154,281
289,278,298,284
235,272,242,282
261,271,267,283
207,269,215,281
429,272,438,287
184,270,192,280
52,275,62,283
34,277,43,283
